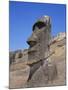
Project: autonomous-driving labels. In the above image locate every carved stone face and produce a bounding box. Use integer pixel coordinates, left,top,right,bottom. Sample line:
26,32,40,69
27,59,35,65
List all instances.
27,16,51,63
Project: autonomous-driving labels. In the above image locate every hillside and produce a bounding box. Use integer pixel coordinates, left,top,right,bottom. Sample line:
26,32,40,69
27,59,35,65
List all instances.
9,32,66,88
27,37,66,87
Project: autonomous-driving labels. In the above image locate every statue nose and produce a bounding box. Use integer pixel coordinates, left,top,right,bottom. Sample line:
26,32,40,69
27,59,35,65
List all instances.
27,40,37,47
27,34,37,47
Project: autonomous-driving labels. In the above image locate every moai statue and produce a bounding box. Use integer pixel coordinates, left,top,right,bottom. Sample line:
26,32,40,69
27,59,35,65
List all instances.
26,15,52,81
27,16,51,64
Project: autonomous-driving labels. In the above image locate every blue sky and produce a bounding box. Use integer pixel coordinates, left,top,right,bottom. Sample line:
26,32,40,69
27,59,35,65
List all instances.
9,1,66,51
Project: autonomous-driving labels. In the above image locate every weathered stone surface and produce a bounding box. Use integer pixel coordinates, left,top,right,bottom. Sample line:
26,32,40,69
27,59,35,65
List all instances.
9,65,30,89
9,15,66,88
9,37,66,88
27,60,57,87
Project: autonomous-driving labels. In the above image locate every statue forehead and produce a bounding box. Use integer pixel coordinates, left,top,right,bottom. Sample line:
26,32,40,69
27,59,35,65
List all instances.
37,16,51,22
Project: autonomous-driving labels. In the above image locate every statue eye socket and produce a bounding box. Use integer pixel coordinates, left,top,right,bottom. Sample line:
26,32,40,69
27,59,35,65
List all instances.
37,22,46,29
33,22,46,31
